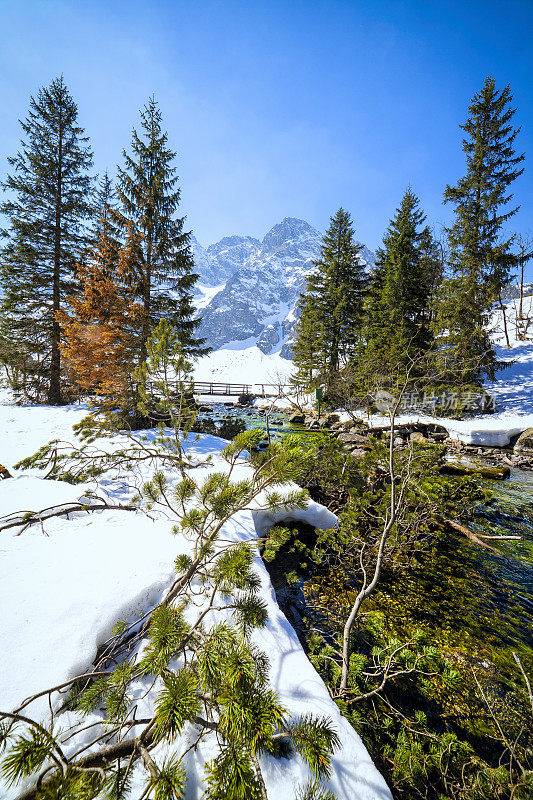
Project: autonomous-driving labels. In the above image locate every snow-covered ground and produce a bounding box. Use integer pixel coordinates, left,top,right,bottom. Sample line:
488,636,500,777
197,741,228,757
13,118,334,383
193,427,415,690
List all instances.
0,399,391,800
193,337,294,386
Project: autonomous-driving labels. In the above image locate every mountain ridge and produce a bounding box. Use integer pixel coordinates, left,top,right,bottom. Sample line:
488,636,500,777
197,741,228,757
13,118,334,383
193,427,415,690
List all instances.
192,217,376,356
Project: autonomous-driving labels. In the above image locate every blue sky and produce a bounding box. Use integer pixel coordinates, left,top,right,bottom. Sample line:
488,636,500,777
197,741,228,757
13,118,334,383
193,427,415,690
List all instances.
0,0,531,262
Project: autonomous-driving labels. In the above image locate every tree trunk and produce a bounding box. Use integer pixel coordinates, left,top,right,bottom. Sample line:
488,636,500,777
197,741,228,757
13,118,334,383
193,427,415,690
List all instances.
48,115,63,405
498,295,511,348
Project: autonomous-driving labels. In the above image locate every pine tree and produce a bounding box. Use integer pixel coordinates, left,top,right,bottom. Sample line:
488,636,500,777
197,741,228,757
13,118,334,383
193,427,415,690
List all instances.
0,76,94,404
112,97,207,363
365,189,438,379
293,209,366,392
441,76,524,384
291,292,320,388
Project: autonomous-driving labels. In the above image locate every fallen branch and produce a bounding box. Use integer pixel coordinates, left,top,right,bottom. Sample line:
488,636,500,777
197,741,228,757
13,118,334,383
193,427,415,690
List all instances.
446,519,497,551
0,500,137,535
13,715,217,800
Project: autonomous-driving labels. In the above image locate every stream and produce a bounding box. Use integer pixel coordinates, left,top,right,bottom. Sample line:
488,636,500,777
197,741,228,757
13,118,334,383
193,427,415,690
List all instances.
201,402,533,666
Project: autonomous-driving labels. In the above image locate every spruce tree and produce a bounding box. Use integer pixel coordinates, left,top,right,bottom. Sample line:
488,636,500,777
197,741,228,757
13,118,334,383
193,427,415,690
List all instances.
89,171,120,256
0,76,94,404
293,208,366,392
112,97,207,363
441,76,524,384
365,189,438,379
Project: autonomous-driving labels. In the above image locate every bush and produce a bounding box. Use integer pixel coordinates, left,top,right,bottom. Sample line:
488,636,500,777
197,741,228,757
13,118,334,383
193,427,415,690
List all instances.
237,392,256,405
217,417,247,440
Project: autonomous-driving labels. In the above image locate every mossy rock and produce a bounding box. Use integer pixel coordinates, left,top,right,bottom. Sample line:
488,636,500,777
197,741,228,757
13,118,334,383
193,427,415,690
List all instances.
513,427,533,454
442,455,510,480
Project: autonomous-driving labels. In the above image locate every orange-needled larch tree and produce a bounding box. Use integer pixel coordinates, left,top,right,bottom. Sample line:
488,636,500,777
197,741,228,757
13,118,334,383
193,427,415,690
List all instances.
59,191,145,413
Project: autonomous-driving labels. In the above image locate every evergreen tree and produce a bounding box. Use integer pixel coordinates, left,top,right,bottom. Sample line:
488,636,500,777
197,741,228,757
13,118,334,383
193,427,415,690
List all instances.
112,97,207,363
291,292,320,388
365,189,438,379
59,222,143,411
293,209,366,391
0,76,94,403
89,171,120,256
441,76,524,384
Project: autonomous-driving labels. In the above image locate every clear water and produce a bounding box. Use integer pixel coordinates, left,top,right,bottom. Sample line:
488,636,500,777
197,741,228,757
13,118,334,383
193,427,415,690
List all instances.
200,402,533,656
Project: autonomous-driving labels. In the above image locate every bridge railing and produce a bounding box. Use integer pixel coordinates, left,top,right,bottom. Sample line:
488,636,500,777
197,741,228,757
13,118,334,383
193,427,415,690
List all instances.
146,381,292,398
193,382,252,396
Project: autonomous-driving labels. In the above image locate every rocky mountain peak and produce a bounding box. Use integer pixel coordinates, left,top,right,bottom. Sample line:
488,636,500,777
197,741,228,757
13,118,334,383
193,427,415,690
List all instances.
192,217,376,356
260,217,319,254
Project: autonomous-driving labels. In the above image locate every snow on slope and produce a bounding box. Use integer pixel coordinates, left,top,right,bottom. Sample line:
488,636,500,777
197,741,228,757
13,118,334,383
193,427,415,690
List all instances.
0,401,391,800
193,337,294,386
191,234,260,287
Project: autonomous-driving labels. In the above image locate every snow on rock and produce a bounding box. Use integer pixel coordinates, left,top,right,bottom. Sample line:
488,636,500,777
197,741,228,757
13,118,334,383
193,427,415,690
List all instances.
252,499,337,538
191,234,260,288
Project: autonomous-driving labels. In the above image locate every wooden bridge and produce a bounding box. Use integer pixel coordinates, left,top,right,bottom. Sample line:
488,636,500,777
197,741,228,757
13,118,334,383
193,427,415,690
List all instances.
192,381,290,398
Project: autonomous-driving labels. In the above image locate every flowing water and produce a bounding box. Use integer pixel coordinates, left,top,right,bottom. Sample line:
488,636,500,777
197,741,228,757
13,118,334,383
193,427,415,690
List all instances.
202,403,533,665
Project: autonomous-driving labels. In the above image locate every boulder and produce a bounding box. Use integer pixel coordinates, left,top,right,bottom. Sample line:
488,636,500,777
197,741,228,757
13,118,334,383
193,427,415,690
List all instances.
442,456,510,480
289,413,306,425
410,431,428,444
347,448,367,458
514,427,533,455
338,432,369,446
256,324,280,354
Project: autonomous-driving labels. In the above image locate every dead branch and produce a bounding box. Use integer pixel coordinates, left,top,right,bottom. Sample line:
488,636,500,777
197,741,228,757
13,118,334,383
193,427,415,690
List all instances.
0,500,137,535
446,519,497,551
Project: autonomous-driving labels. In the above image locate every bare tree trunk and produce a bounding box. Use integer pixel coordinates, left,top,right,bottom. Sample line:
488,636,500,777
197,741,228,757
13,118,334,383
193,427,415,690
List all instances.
498,294,511,348
340,412,403,692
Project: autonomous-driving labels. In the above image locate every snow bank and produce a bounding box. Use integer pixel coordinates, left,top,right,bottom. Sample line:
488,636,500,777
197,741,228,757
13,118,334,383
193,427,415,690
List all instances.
0,402,391,800
0,392,87,469
359,409,533,447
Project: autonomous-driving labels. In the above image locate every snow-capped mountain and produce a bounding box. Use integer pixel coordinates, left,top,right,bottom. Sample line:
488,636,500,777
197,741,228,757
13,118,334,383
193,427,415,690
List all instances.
191,234,260,287
193,217,375,357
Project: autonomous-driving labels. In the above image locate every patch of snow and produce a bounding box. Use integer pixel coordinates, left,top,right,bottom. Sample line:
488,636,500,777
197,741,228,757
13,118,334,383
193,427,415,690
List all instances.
193,282,226,312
